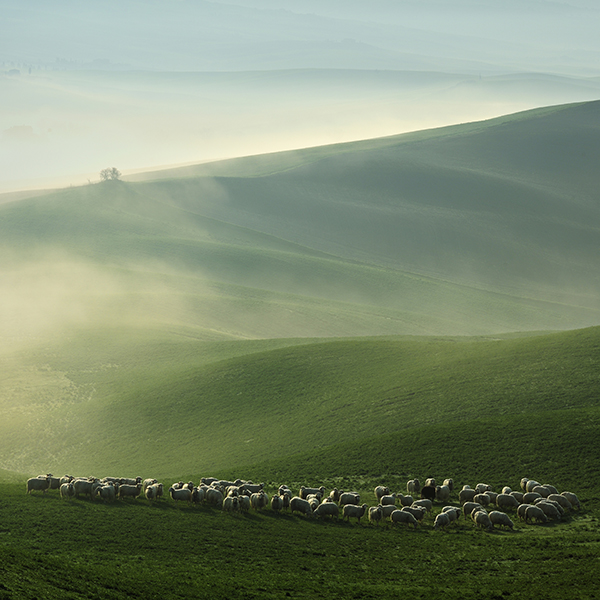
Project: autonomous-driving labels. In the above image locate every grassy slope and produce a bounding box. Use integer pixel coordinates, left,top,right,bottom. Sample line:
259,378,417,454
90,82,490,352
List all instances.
1,101,599,339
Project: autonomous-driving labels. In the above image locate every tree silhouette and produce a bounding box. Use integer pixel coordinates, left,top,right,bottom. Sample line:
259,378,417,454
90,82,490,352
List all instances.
100,167,122,181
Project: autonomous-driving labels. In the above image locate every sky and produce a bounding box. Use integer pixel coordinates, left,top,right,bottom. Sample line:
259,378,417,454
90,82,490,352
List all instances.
1,0,599,192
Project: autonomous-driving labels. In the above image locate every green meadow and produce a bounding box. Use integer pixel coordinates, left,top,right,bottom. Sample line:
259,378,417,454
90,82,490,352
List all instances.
1,101,600,598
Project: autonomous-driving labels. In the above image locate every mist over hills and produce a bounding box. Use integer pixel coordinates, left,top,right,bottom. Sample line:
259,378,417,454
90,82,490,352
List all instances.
1,101,599,342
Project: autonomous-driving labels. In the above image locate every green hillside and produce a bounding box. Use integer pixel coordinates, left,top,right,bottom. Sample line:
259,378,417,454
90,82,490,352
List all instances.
1,101,599,341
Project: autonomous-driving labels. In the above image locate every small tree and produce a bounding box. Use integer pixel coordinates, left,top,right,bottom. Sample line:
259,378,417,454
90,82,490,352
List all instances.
100,167,121,182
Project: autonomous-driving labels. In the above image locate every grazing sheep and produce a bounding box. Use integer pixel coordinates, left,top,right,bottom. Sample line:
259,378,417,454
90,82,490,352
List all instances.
313,502,340,520
307,496,320,511
523,492,542,504
242,482,265,495
271,495,283,512
402,506,426,522
290,496,313,517
489,511,514,530
206,488,224,506
96,484,116,503
60,482,75,500
435,485,451,503
459,488,477,504
542,484,559,495
475,483,492,494
329,488,342,502
380,494,397,506
443,479,454,492
524,505,548,524
342,503,368,524
510,491,524,503
548,494,572,511
501,486,512,495
517,503,533,521
192,486,205,505
120,477,142,486
201,477,219,486
534,500,561,521
525,480,541,493
496,494,520,510
380,504,397,519
473,493,491,507
73,478,101,500
472,510,493,531
412,498,432,512
532,485,551,498
142,478,157,492
368,506,383,526
27,477,50,494
118,484,142,500
339,492,360,506
561,492,581,510
486,492,498,503
397,494,413,507
434,512,450,530
536,498,565,517
462,502,483,519
374,486,390,501
238,495,251,512
391,509,418,529
407,479,421,495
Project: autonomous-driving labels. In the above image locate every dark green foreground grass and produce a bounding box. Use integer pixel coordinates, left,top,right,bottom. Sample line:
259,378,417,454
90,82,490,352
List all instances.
1,481,598,600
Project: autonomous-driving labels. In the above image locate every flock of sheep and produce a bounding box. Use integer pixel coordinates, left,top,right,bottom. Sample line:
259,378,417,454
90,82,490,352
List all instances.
26,473,581,532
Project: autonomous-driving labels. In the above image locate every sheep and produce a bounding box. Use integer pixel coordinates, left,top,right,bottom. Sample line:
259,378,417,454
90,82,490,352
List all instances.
313,502,340,520
279,484,293,496
442,478,454,492
222,496,239,513
73,478,101,500
489,511,514,530
496,494,520,510
290,496,313,517
60,475,74,486
342,503,368,524
397,494,413,507
238,495,251,512
380,504,397,520
462,502,483,519
472,510,493,531
27,477,50,494
120,477,142,486
473,493,491,507
391,509,418,529
520,477,529,491
329,488,342,502
486,491,498,503
534,500,561,521
536,498,565,517
280,493,291,511
442,506,461,524
525,480,541,493
523,492,542,504
169,486,192,505
270,495,283,512
402,506,426,522
421,485,436,502
339,492,360,506
307,496,320,511
368,506,383,526
192,486,205,505
206,488,224,506
531,485,551,498
142,478,158,492
96,484,116,503
517,503,534,521
145,483,158,502
407,479,421,495
435,485,451,503
524,505,548,524
201,477,219,486
475,483,492,494
118,484,142,500
60,482,75,500
561,492,581,510
299,486,325,500
501,486,512,495
459,488,477,504
510,491,524,503
434,512,450,530
251,491,270,510
242,482,265,495
424,478,436,488
379,494,397,506
412,498,432,511
374,486,390,501
543,484,559,495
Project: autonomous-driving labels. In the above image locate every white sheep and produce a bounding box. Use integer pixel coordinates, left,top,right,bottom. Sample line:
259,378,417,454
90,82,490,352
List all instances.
475,483,492,494
250,492,269,510
339,492,360,506
170,486,192,505
531,485,551,498
441,506,461,523
459,488,477,504
434,512,450,530
534,500,561,521
525,480,541,493
299,486,324,500
290,496,313,517
96,484,116,503
397,494,413,507
391,509,418,529
510,491,524,503
411,498,432,511
60,482,75,500
238,495,251,512
342,503,368,523
462,502,483,519
523,492,542,504
206,488,224,506
223,496,239,512
524,505,547,523
407,479,421,495
442,478,454,492
313,502,339,520
517,503,533,521
379,494,397,506
435,485,451,503
271,495,283,512
496,494,520,510
561,491,581,510
118,484,142,500
472,510,493,531
27,477,50,494
424,478,436,488
547,494,572,510
374,486,390,501
380,504,397,519
489,511,514,530
473,493,491,507
368,506,383,526
402,506,426,522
